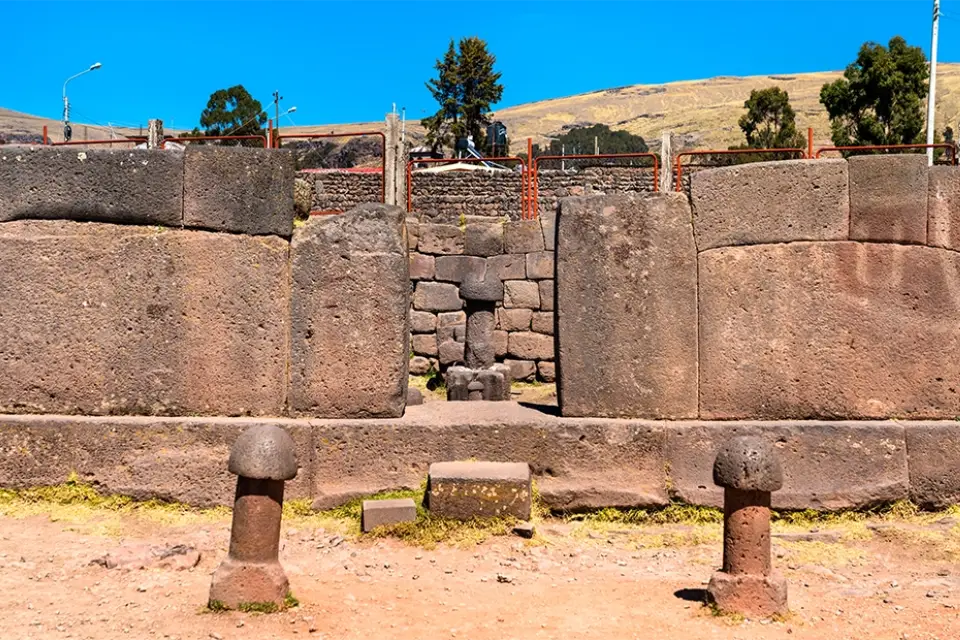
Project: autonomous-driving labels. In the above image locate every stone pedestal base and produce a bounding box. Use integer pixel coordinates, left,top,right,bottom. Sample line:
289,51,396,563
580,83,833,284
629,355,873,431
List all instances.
208,558,289,609
707,571,788,618
446,364,512,401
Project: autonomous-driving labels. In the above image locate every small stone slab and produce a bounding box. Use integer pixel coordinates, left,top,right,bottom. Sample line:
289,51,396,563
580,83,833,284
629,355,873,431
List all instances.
362,498,417,532
427,461,531,520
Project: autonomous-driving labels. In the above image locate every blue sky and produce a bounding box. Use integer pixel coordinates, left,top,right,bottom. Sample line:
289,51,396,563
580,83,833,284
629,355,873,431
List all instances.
2,1,955,130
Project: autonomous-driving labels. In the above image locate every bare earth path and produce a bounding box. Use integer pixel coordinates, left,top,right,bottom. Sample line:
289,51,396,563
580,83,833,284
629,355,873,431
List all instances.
0,503,958,640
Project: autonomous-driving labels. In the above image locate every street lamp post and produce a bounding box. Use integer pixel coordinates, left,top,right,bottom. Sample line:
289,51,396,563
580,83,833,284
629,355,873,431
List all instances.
62,62,102,142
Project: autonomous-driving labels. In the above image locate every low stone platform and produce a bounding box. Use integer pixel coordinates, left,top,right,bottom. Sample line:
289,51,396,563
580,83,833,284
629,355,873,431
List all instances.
0,402,956,511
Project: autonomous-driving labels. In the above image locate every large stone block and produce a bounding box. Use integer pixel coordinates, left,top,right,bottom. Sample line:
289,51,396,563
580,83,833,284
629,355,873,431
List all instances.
503,280,540,309
413,282,462,312
409,253,435,280
905,422,960,508
464,223,504,256
848,154,927,243
362,498,417,532
418,223,464,255
0,220,288,416
0,415,313,507
487,254,526,280
183,147,294,237
434,255,487,283
927,165,960,250
505,220,545,253
289,203,409,418
690,159,849,250
539,280,555,311
427,461,531,520
525,251,555,279
508,332,554,360
410,311,437,334
699,242,960,419
0,148,182,226
411,334,438,357
665,421,908,510
497,308,532,332
556,194,698,418
539,208,557,250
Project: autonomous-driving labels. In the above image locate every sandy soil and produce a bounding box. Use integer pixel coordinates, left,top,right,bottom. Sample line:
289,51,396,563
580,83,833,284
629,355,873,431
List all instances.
0,499,957,640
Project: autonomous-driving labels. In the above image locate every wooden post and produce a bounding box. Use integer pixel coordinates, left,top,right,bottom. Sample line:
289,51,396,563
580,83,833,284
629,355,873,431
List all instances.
147,119,163,149
659,131,673,193
384,113,400,206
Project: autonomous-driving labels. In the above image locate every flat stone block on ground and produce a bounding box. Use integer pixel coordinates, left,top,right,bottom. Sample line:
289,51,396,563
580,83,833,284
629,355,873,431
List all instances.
362,498,417,532
183,147,294,237
557,194,698,419
0,148,183,226
664,421,908,510
289,203,409,418
699,242,960,419
0,220,288,416
427,461,532,520
848,154,927,244
691,159,849,250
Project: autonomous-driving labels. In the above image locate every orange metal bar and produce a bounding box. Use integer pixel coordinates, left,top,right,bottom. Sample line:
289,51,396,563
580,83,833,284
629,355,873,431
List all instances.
51,137,147,146
406,156,527,218
267,119,273,150
531,152,660,219
807,127,814,160
277,131,387,203
162,134,268,148
526,137,533,219
42,125,48,145
815,143,957,164
674,148,806,191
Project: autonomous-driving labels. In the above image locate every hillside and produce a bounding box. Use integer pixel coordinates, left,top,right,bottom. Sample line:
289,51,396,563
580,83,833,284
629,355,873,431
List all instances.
6,63,960,152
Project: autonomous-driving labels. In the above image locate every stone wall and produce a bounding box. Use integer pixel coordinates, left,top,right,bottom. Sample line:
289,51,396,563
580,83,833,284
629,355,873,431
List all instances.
557,155,960,420
300,169,381,213
0,148,408,419
406,216,556,382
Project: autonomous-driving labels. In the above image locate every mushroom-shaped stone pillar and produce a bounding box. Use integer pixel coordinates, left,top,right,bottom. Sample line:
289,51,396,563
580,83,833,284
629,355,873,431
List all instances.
209,425,298,610
459,272,503,370
707,436,787,618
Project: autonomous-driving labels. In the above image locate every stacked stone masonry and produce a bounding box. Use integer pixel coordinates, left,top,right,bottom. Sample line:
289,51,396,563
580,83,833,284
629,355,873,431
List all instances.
0,148,408,419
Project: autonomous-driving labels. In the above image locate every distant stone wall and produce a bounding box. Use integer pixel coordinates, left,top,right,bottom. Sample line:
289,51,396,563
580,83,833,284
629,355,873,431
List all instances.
300,170,381,213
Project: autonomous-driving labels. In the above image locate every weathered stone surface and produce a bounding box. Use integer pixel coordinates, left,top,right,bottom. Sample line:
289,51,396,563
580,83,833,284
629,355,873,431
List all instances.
665,421,908,509
537,361,556,382
699,242,960,419
362,498,417,532
525,251,555,279
0,220,288,416
228,425,298,481
905,422,960,508
464,223,504,256
493,331,509,357
438,339,464,366
505,220,545,253
435,255,487,283
91,544,201,571
464,306,496,369
410,311,437,334
406,387,424,406
504,359,537,382
405,217,419,249
290,203,409,418
691,159,849,250
411,334,438,357
427,461,532,519
539,208,557,250
531,312,554,335
487,254,526,280
476,369,510,401
459,273,503,302
408,356,432,376
184,147,294,237
409,253,435,280
419,223,464,255
209,557,289,609
848,154,927,243
0,415,313,507
557,194,698,419
438,311,467,327
0,148,182,226
445,367,474,401
539,280,555,311
927,166,960,250
712,436,782,491
413,282,462,312
503,280,540,309
708,571,788,618
437,323,466,343
498,308,532,331
508,332,554,360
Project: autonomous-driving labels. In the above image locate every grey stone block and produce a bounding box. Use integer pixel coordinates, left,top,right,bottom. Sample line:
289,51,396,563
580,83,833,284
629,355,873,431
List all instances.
494,331,509,357
503,280,540,309
525,251,555,279
464,223,504,256
435,255,487,283
408,356,432,376
427,461,532,520
413,282,462,312
438,311,467,327
849,154,928,244
906,422,960,508
183,147,294,237
409,253,435,280
508,332,554,360
540,208,557,251
531,312,554,335
410,311,437,334
505,220,545,253
537,361,556,382
362,498,417,532
539,280,555,311
438,339,464,366
487,254,526,280
0,148,183,226
290,203,409,418
411,334,438,357
504,359,536,382
498,308,532,331
419,224,464,254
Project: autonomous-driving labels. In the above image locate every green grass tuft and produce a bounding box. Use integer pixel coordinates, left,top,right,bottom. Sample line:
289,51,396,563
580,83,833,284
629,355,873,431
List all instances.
206,600,228,613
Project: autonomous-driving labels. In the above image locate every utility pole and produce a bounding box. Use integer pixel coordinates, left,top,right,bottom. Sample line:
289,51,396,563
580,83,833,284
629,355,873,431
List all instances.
927,0,941,166
272,90,282,144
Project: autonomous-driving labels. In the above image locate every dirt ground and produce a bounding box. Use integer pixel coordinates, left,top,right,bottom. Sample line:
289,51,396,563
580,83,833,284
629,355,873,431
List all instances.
0,493,958,640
